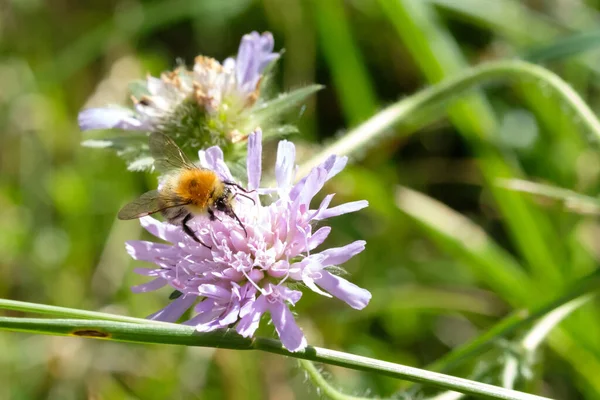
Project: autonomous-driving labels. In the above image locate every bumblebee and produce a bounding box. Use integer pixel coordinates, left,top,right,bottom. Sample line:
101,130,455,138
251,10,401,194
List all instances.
118,132,250,248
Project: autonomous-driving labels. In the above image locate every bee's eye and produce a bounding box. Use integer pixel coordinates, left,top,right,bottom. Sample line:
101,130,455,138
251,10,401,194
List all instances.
215,198,226,211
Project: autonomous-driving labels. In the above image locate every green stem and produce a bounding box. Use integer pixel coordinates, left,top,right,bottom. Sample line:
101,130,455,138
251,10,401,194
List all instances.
298,59,600,177
0,316,549,400
0,298,169,325
299,359,372,400
426,270,600,373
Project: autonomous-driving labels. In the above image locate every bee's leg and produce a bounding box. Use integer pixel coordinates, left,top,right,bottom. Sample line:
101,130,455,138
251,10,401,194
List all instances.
182,213,211,249
207,208,221,222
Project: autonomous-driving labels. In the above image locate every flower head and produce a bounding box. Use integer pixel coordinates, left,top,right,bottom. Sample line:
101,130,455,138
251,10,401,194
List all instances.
126,129,370,351
80,31,277,135
79,32,309,170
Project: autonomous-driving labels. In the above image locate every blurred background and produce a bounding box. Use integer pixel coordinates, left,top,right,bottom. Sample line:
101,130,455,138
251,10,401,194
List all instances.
4,0,600,398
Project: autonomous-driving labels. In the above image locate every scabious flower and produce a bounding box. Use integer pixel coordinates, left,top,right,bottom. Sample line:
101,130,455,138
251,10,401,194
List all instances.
126,129,370,351
78,32,320,171
80,32,277,139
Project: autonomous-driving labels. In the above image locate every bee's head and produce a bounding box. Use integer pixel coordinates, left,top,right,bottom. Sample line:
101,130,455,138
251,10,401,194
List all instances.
214,187,248,237
214,188,234,214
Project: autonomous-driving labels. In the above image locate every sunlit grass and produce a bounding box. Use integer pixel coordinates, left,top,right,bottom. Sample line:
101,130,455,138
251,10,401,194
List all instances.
3,0,600,398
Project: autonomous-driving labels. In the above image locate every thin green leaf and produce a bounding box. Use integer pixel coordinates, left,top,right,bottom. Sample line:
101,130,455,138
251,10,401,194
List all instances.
0,316,551,400
497,178,600,215
522,30,600,63
380,0,565,291
310,0,378,125
126,156,155,171
128,79,150,98
0,298,166,325
424,270,600,373
395,186,532,304
252,84,324,121
298,60,600,178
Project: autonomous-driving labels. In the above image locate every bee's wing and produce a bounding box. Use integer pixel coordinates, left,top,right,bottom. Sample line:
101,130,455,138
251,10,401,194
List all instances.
118,190,163,219
149,132,196,173
119,190,193,220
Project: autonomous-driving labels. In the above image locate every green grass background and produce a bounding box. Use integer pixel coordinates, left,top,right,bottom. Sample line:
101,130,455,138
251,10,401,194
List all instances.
3,0,600,398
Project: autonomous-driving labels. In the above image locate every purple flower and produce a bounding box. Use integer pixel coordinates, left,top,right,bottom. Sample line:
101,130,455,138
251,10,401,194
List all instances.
126,129,370,352
236,31,279,96
79,32,279,136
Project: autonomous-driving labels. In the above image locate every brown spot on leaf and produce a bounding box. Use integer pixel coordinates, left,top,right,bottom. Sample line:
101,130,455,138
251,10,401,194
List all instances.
71,329,110,338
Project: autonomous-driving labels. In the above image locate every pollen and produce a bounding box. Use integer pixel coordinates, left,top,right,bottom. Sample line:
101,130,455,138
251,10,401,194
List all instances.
176,169,218,208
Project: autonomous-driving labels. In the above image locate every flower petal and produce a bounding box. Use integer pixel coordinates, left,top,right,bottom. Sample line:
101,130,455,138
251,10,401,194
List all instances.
320,240,366,266
247,129,263,190
146,295,196,322
323,155,347,181
201,146,234,182
125,240,175,262
198,283,232,300
185,299,223,329
236,31,279,93
302,272,333,298
290,155,346,201
314,271,371,310
236,295,268,338
78,108,149,131
293,166,328,213
274,284,303,305
139,216,183,243
313,200,369,220
307,194,334,221
131,278,167,293
268,300,307,352
275,140,296,191
307,226,331,251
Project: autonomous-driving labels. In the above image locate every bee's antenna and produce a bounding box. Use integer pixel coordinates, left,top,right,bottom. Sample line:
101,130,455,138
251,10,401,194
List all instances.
232,192,256,205
223,181,253,194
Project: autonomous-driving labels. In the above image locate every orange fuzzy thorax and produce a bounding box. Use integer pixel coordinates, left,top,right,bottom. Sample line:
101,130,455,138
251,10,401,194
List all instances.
175,169,222,212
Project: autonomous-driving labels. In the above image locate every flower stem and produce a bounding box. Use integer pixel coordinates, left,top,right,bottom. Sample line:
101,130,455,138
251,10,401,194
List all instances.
0,315,549,400
298,59,600,177
298,359,371,400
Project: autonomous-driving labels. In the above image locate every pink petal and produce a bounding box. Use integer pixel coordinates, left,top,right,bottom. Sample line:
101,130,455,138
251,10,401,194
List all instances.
247,129,263,190
185,300,223,329
236,32,279,94
125,241,175,262
147,295,196,322
314,271,371,310
131,278,167,293
307,226,331,250
275,140,296,191
308,194,334,220
313,200,369,220
320,240,366,266
198,283,232,299
292,166,328,213
202,146,234,181
139,216,183,243
219,301,241,326
132,268,160,276
274,284,303,305
78,108,149,131
268,300,307,352
236,295,268,338
323,155,347,181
